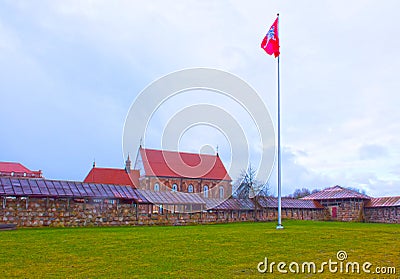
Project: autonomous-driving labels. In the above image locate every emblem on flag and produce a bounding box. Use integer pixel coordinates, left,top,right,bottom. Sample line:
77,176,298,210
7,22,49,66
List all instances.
261,17,280,58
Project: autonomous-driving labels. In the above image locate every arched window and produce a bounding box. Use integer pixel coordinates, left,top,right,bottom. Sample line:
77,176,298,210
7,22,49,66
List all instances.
154,183,160,191
203,185,209,198
219,186,224,199
188,184,194,193
172,183,178,192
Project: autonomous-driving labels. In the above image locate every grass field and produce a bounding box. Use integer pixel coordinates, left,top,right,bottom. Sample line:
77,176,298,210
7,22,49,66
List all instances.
0,221,399,278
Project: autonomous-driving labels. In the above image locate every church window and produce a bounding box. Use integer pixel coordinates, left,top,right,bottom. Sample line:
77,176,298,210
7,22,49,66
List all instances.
203,185,209,198
219,186,224,199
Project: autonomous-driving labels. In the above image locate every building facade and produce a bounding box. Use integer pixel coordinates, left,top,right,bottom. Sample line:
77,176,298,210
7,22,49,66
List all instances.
1,159,399,227
83,155,139,188
134,147,232,199
0,162,42,178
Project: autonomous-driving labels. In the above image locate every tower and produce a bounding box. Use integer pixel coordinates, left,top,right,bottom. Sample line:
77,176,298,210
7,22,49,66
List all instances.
125,154,131,173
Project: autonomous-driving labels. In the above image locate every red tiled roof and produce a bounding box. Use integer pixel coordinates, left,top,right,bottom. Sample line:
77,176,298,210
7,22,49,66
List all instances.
365,196,400,208
0,162,31,173
139,148,231,181
0,162,42,178
302,185,371,200
83,168,138,188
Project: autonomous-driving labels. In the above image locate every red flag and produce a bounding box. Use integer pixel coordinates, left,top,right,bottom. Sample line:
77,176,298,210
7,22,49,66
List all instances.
261,17,280,57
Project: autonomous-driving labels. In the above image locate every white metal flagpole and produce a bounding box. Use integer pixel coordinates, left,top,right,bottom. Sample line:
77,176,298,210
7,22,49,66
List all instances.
276,13,284,230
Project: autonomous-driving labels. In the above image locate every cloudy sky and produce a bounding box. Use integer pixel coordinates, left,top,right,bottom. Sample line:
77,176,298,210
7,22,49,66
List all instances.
1,1,399,197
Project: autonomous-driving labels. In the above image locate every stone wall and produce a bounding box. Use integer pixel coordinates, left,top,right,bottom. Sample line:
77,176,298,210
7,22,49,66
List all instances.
321,200,366,222
337,200,365,222
0,197,324,227
364,207,400,224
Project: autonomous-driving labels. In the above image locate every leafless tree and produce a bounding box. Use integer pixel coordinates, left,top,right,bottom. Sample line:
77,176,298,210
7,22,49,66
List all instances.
234,165,270,221
234,165,266,198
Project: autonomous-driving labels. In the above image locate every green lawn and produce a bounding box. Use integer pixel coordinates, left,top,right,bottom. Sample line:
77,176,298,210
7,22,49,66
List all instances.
0,221,399,278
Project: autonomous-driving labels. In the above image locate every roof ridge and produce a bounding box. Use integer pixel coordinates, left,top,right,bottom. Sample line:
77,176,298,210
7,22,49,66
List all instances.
371,196,400,199
91,167,126,171
142,148,218,157
140,148,231,181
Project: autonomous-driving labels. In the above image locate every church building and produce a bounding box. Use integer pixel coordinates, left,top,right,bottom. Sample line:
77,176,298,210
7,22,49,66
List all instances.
83,147,232,200
134,147,232,199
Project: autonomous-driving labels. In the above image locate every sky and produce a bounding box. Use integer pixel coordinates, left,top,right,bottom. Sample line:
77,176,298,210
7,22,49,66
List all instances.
1,0,400,197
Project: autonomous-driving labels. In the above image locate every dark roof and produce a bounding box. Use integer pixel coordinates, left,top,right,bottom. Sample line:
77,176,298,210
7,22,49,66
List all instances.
139,148,231,181
138,190,205,205
0,177,149,203
302,185,371,200
83,167,138,188
365,196,400,208
206,197,324,210
210,198,255,210
257,196,324,209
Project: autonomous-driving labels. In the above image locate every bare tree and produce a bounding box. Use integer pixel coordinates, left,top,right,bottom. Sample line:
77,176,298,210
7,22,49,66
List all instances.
234,165,267,198
233,165,270,221
346,187,367,195
286,188,319,199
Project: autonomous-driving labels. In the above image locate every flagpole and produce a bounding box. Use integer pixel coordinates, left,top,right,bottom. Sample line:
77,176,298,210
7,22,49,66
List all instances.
276,13,284,230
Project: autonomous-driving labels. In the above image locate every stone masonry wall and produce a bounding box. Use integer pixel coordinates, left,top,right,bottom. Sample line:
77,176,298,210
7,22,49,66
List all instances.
337,200,365,222
364,207,400,224
323,200,366,222
0,197,325,227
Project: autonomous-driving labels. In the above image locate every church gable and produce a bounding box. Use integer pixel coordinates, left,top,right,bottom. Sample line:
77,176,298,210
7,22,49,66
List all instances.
138,147,231,181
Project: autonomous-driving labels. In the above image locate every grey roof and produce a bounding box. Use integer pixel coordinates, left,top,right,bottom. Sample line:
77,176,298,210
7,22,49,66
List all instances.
0,178,332,210
138,189,206,205
257,197,324,209
302,185,371,200
210,198,255,211
206,197,324,210
0,177,149,203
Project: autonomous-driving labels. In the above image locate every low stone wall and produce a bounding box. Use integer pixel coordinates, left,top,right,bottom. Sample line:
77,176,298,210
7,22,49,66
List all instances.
364,207,400,224
0,197,325,227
